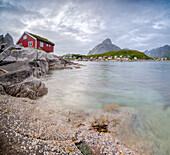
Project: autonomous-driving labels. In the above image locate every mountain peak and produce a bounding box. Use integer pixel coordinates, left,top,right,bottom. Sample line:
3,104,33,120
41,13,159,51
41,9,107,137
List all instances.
88,38,121,55
144,45,170,59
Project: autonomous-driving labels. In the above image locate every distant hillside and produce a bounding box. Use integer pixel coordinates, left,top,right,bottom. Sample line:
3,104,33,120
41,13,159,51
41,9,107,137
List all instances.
86,49,152,60
144,45,170,59
88,38,121,55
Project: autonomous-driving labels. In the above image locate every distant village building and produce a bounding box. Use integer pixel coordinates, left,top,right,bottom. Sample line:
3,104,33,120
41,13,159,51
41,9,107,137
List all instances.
108,56,113,60
124,57,129,61
134,57,137,60
17,32,55,52
120,55,123,58
114,56,117,59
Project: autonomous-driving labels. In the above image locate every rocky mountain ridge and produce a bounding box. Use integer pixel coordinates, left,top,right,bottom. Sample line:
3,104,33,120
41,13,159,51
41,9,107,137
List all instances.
88,38,121,55
144,45,170,59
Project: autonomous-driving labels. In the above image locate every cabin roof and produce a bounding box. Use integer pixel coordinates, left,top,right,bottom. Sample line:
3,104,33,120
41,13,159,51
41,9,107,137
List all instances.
27,32,55,45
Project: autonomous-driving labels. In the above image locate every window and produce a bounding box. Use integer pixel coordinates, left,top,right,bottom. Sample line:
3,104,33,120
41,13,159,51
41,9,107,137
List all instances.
28,41,33,47
46,44,48,47
19,43,22,47
49,44,51,47
40,42,44,47
23,35,27,40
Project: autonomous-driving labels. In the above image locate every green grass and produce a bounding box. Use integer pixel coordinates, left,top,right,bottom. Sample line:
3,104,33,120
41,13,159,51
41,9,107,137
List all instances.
85,49,152,60
28,32,55,45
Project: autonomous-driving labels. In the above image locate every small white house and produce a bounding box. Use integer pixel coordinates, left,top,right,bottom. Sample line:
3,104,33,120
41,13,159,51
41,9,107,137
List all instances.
114,56,117,59
124,57,129,61
120,55,123,58
78,57,82,61
108,56,113,60
134,57,137,60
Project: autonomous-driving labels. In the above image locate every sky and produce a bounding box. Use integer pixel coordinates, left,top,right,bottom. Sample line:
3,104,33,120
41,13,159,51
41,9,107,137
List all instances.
0,0,170,55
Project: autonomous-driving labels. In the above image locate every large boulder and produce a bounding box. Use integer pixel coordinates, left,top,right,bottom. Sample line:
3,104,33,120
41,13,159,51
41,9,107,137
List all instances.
4,33,14,46
3,77,48,99
0,35,5,45
0,70,47,99
0,69,32,85
28,59,49,77
0,45,17,62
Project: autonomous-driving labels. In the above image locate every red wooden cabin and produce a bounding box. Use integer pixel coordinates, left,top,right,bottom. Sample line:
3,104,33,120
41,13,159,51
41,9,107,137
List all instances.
16,32,55,52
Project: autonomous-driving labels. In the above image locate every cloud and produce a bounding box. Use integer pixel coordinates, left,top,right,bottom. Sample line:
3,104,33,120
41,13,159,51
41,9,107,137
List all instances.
0,0,170,54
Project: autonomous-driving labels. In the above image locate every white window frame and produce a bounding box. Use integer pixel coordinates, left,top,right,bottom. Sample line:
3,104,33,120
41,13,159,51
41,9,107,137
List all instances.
23,35,27,40
40,42,44,47
28,41,33,47
19,43,22,47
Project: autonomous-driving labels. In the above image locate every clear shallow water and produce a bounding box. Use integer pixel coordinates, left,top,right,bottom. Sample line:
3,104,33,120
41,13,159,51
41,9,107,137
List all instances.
38,61,170,154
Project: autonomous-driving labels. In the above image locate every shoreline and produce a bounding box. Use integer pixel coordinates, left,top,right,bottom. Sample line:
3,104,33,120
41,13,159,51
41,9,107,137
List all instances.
0,94,153,154
0,46,153,154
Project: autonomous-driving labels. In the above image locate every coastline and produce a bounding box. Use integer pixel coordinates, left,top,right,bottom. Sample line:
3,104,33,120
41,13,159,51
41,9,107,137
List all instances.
0,94,153,154
0,47,154,154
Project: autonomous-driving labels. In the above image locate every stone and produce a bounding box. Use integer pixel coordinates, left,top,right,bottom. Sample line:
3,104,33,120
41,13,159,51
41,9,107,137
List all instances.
0,85,6,95
0,46,16,62
0,43,8,53
4,33,14,46
0,69,32,85
28,59,49,77
0,69,8,75
1,77,47,100
0,35,5,45
88,38,121,55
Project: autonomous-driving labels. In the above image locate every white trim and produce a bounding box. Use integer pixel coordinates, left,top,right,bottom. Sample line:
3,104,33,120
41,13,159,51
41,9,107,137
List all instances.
35,39,37,48
16,32,25,44
16,31,36,44
25,32,36,40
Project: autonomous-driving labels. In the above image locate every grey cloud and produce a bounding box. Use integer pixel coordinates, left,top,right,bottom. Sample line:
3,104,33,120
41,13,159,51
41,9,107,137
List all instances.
0,0,170,54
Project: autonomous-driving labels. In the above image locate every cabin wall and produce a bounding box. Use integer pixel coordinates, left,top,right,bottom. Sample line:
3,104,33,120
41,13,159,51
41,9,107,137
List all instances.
17,33,36,48
37,40,54,52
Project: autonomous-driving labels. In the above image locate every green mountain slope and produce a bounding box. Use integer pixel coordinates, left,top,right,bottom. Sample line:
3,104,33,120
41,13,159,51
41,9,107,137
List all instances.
85,49,152,60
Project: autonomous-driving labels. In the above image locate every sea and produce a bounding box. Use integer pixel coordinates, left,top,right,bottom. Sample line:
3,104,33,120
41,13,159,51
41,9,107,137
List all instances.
38,61,170,154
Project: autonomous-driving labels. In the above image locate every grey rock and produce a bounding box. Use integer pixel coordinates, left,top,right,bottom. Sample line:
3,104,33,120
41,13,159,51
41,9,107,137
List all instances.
0,69,47,99
0,46,16,62
144,45,170,59
4,33,14,46
0,35,5,44
0,85,6,95
28,59,49,77
0,69,32,85
3,77,48,100
0,43,9,53
88,38,121,55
